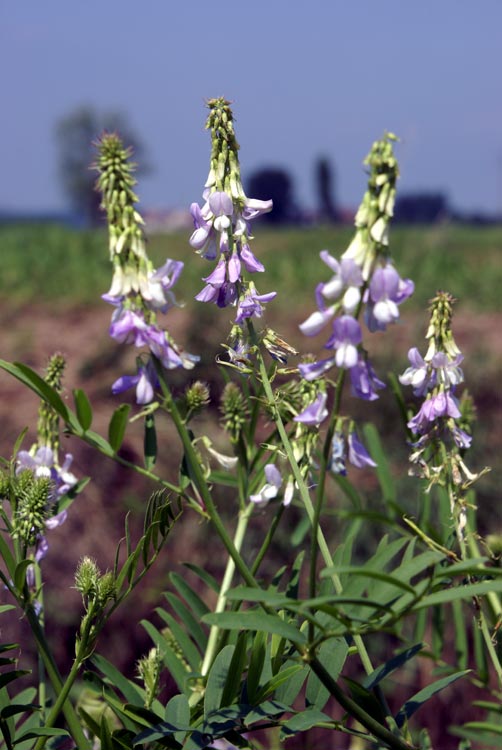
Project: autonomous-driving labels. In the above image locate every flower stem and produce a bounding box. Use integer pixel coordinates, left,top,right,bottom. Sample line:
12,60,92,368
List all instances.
199,502,254,681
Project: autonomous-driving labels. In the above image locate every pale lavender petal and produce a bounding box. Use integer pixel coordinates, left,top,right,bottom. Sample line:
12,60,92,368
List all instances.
240,244,264,272
294,392,328,426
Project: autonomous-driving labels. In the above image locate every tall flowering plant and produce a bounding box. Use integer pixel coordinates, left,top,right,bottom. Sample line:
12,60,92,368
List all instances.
0,100,500,750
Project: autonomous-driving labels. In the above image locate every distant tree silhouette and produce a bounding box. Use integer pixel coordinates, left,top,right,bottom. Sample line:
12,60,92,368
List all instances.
247,167,298,224
55,106,147,225
315,156,338,222
394,192,449,223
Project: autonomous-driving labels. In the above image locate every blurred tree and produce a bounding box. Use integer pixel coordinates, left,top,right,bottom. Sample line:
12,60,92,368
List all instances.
246,167,299,224
55,106,148,225
315,156,339,222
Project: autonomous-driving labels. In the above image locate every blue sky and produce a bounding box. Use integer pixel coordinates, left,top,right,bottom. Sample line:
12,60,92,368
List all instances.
2,1,502,216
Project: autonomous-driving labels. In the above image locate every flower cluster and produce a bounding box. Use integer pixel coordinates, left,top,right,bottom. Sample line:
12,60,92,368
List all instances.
400,291,471,455
10,355,78,569
95,133,198,404
299,134,413,399
190,98,276,334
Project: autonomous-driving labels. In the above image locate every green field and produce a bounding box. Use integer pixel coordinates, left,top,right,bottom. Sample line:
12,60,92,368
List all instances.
1,222,501,311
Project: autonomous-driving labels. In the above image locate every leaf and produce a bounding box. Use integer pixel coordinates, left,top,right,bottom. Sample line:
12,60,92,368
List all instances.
140,621,190,694
143,414,157,470
169,574,209,620
363,423,396,506
164,593,207,651
256,664,305,704
108,404,131,453
244,700,291,727
395,670,471,728
73,388,93,431
92,654,144,705
204,645,235,716
13,727,69,743
13,561,33,593
280,708,333,739
155,609,202,671
246,631,266,705
274,662,308,706
164,694,190,744
415,580,502,609
306,638,348,710
220,632,248,708
182,564,220,594
0,361,74,427
202,612,306,645
363,643,424,690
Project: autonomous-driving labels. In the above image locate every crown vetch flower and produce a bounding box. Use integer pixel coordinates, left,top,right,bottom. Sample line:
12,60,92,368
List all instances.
349,356,386,401
96,133,198,399
365,264,414,332
298,134,412,396
348,430,377,468
325,315,362,369
294,392,328,426
249,464,283,506
190,98,275,326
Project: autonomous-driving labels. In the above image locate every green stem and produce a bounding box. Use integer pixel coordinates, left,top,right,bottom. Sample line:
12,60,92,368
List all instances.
155,361,408,746
309,657,417,750
199,503,254,680
154,362,259,591
308,367,345,641
33,565,47,724
254,349,376,676
25,606,90,750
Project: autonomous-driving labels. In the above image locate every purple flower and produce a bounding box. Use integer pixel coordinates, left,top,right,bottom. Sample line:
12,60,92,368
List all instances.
299,305,336,337
189,202,216,258
209,191,234,229
112,360,160,404
399,347,433,396
238,198,273,223
109,307,151,347
17,448,77,498
319,253,363,314
328,432,347,475
408,390,462,434
294,392,328,426
240,244,264,273
326,315,362,369
249,464,283,506
348,431,377,468
349,357,386,401
431,352,464,388
235,285,276,324
365,264,414,332
146,259,184,312
298,356,337,382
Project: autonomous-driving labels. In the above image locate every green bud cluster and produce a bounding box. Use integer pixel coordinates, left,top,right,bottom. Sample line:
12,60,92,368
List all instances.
75,556,116,608
75,556,101,599
185,381,210,415
204,97,245,202
75,557,117,660
344,133,399,279
136,647,162,709
425,291,462,360
95,133,152,304
219,382,250,442
12,471,52,547
37,353,66,452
